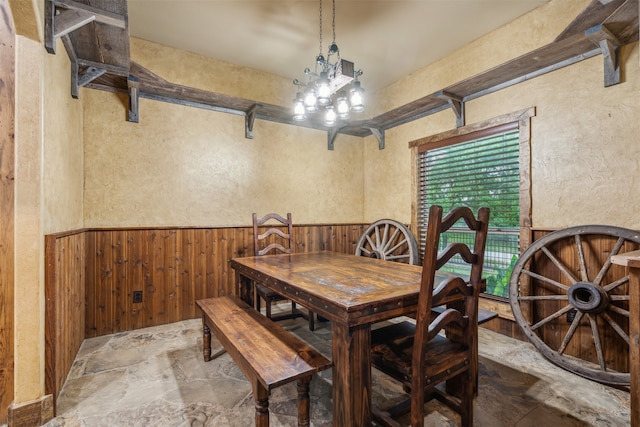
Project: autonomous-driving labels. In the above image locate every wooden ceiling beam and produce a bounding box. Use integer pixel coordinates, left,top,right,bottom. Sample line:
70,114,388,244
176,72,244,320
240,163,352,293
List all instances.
48,0,637,150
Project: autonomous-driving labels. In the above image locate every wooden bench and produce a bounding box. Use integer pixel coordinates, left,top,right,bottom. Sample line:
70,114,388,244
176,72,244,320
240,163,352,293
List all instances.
196,295,332,427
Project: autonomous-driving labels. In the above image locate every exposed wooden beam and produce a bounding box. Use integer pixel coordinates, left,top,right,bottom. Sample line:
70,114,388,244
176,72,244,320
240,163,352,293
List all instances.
53,8,95,39
55,0,127,29
586,24,621,86
45,0,127,55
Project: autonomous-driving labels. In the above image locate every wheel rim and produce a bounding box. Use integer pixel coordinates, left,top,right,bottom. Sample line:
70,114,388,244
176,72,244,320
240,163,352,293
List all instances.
355,219,419,265
509,225,640,386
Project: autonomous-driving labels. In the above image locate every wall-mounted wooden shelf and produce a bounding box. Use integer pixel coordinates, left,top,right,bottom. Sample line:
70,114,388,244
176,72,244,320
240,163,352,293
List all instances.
46,0,638,149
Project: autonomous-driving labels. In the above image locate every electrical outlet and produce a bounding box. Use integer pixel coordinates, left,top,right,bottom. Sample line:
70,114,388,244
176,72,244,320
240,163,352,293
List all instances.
133,290,143,303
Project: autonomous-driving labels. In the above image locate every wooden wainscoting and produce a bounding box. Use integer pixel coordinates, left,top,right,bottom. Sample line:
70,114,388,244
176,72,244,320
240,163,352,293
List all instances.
44,230,87,408
45,223,365,404
84,224,366,337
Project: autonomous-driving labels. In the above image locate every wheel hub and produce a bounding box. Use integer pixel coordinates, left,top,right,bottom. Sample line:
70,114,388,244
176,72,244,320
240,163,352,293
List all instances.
567,282,609,314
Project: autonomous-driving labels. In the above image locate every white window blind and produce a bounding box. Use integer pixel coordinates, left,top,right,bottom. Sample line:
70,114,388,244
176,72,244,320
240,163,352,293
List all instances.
418,125,520,298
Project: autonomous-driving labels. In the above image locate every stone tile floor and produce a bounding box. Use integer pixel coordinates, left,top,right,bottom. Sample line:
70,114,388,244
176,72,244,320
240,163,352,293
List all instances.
44,316,630,426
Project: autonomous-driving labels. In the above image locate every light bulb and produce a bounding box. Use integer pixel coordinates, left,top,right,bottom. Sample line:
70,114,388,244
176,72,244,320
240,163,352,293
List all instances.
349,81,364,112
293,92,306,121
324,106,337,126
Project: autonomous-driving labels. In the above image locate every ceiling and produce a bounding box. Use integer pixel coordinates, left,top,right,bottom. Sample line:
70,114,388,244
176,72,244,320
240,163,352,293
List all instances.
127,0,550,93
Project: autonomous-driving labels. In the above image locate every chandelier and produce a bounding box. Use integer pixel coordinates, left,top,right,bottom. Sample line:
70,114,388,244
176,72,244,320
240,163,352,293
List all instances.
292,0,364,126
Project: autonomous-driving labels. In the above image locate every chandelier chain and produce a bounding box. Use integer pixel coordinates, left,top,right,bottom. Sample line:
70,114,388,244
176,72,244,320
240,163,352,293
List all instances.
318,0,322,56
332,0,336,44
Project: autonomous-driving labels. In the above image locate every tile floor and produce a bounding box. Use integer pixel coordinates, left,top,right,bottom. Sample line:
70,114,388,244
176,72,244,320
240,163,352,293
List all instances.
44,315,630,426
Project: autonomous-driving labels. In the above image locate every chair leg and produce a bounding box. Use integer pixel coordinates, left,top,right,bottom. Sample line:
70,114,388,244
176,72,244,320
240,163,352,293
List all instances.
265,299,272,319
460,371,474,427
308,311,315,331
296,376,312,427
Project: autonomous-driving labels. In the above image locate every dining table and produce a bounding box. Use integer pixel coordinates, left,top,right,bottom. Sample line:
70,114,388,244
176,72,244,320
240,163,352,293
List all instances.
230,251,452,427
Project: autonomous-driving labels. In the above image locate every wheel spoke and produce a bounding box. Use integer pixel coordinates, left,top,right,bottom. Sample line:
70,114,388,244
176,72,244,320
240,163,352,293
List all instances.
558,310,584,354
365,234,376,251
518,295,568,301
380,224,390,249
610,295,629,301
530,304,574,331
587,314,606,371
520,269,570,292
386,254,411,261
359,247,372,256
386,239,409,255
375,225,384,250
603,275,630,293
575,234,589,282
541,246,578,284
602,312,630,345
592,237,625,287
382,228,401,253
607,304,630,318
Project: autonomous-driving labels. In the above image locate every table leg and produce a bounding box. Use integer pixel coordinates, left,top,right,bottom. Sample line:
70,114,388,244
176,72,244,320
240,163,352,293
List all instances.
331,322,371,427
202,320,212,362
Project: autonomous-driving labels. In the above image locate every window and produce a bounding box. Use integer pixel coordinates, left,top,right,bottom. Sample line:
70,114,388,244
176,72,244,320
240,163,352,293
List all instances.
412,109,534,300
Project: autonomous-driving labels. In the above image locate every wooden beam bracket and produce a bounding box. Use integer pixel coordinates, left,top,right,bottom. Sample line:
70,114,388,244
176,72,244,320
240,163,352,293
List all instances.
367,127,385,150
327,126,347,150
45,0,127,55
586,24,621,87
245,104,260,139
128,76,140,123
71,65,106,98
435,90,465,127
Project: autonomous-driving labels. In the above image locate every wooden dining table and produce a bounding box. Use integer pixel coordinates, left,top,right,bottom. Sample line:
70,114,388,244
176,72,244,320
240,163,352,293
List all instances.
230,251,451,427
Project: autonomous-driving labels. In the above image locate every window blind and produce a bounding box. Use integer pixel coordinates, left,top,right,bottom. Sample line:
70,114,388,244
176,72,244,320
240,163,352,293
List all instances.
418,128,520,298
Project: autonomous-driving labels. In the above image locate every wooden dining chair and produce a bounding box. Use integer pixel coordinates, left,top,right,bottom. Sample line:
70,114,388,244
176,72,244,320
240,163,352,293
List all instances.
252,212,315,331
370,205,490,427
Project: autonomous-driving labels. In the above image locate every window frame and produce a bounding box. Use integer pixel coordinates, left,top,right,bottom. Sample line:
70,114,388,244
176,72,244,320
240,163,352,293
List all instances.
409,108,534,312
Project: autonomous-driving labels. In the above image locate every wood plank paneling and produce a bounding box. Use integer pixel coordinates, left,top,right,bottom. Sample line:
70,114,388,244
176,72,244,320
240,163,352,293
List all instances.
0,1,15,422
80,225,366,338
45,231,86,407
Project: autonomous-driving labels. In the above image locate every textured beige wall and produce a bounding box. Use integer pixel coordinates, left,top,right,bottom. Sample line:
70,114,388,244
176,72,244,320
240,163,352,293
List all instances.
14,34,44,403
13,1,84,403
83,39,364,227
42,39,84,234
363,0,640,230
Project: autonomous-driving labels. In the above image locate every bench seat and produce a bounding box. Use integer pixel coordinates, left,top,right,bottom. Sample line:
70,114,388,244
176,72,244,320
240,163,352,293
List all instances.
196,295,331,426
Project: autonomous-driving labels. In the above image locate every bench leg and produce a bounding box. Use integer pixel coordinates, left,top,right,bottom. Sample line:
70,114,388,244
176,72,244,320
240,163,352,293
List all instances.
253,379,270,427
296,376,312,427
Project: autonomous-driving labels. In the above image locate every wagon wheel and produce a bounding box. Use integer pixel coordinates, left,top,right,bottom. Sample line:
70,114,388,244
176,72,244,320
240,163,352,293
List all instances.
355,219,419,265
509,225,640,386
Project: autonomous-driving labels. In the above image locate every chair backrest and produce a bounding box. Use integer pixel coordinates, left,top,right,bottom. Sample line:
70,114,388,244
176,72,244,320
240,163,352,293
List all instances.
252,212,294,256
412,205,490,387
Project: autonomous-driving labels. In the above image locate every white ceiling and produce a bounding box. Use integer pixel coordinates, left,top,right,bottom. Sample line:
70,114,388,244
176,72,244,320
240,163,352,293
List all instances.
127,0,549,92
